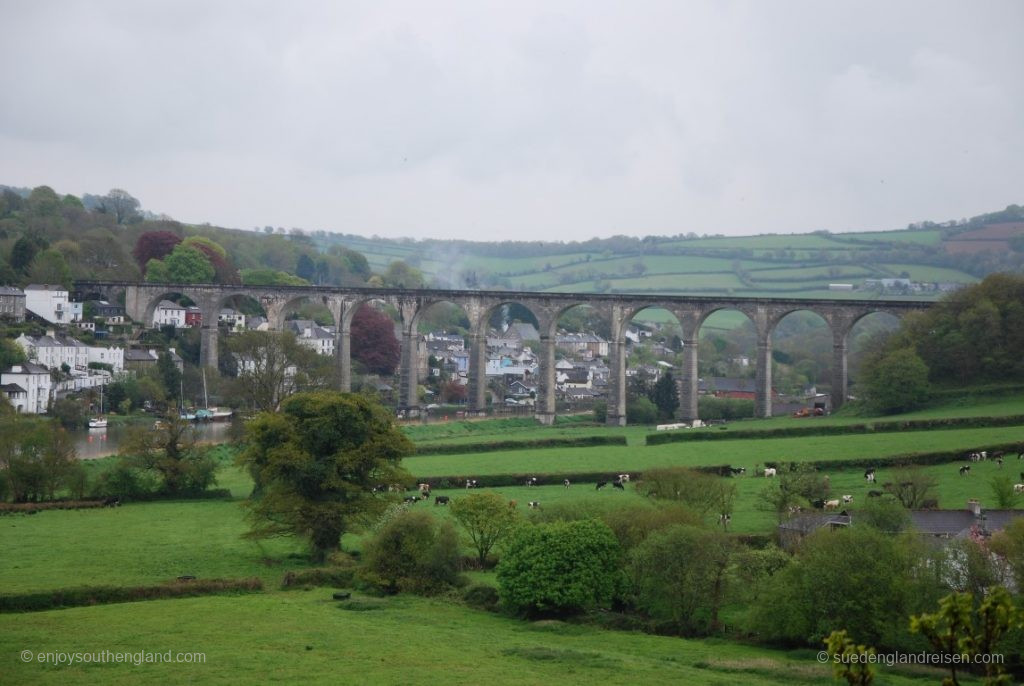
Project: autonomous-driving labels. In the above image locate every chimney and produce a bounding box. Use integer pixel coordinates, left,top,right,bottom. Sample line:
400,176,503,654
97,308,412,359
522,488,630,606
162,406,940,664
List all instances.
46,329,55,338
967,499,981,517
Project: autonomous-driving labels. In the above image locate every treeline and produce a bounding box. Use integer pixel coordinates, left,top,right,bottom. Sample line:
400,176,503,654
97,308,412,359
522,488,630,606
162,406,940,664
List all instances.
859,273,1024,413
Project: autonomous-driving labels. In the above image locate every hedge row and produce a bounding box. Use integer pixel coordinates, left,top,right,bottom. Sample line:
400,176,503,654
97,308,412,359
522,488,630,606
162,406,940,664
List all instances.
281,568,356,590
0,577,263,613
645,415,1024,445
765,442,1022,473
414,466,738,489
413,435,628,456
0,500,109,514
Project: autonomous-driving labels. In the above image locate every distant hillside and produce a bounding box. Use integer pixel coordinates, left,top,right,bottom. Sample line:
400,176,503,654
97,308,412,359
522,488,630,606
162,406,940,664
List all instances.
3,183,1022,302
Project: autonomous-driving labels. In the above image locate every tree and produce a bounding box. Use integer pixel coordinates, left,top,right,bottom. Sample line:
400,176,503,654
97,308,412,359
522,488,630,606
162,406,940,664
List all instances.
239,391,414,561
0,416,80,502
181,236,239,284
882,468,938,509
296,254,316,282
362,509,461,594
630,524,732,635
97,188,141,224
119,411,216,494
635,467,736,520
10,234,48,273
450,492,521,566
990,518,1024,592
161,245,216,283
649,370,679,421
497,519,622,617
27,186,61,216
910,588,1023,686
822,630,876,686
133,231,182,272
157,351,181,404
860,347,930,414
351,304,400,375
27,248,72,289
382,260,425,289
228,331,331,411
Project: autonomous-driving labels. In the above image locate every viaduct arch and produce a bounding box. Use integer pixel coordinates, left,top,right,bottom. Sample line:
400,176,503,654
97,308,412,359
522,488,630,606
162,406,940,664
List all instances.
76,280,930,425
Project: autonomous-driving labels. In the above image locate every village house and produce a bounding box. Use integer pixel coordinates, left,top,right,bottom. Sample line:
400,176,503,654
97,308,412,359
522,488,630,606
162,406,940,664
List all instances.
0,286,26,322
124,348,184,373
24,284,81,324
185,306,202,328
286,320,335,356
15,332,125,374
218,307,246,331
0,363,53,414
153,300,186,328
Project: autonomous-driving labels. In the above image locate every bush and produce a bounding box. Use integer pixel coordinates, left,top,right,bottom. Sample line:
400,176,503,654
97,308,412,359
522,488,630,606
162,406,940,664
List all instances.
600,503,703,552
281,566,356,590
699,397,754,421
90,463,159,500
592,401,607,424
634,467,735,518
462,583,499,611
361,509,462,595
497,519,622,617
626,398,657,425
630,524,732,636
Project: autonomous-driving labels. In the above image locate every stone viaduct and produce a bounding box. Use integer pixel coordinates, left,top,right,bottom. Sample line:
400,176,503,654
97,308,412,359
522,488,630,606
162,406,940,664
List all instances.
74,280,930,425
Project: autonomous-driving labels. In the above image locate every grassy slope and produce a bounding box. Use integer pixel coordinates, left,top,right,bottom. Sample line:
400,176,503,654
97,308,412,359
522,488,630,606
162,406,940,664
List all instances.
0,593,958,686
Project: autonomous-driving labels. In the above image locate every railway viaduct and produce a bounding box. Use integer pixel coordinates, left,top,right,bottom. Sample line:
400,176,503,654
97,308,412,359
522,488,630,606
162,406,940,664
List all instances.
74,281,930,425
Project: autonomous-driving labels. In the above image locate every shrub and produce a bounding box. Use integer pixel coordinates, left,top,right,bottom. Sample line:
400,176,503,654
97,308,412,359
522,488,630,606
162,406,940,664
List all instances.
698,397,754,421
497,519,622,617
626,398,657,425
361,509,462,595
601,503,703,552
629,524,733,636
281,566,356,590
0,578,262,613
90,463,159,500
634,467,735,518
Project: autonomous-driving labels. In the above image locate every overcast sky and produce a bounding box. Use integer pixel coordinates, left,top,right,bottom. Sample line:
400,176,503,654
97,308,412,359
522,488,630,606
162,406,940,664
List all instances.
2,1,1022,241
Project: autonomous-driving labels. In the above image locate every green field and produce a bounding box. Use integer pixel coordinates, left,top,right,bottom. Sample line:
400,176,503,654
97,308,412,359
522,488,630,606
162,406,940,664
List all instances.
0,592,958,686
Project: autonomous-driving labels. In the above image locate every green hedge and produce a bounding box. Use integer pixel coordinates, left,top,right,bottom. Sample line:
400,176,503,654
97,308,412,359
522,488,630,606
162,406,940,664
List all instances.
767,442,1022,473
413,435,627,456
281,567,356,590
0,578,263,613
645,415,1024,445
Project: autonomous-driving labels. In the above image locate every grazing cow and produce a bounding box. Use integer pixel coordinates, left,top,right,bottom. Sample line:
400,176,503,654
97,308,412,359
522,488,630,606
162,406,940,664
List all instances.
617,474,630,483
1012,484,1024,494
102,497,120,507
508,500,518,509
403,496,420,504
421,490,431,499
729,467,746,476
764,467,777,478
824,499,840,511
465,479,479,489
612,480,625,491
434,496,450,506
921,499,939,509
718,513,731,528
528,501,540,509
867,490,883,498
525,477,539,487
596,481,608,490
992,451,1005,460
418,483,431,493
563,479,571,488
960,465,971,476
841,495,853,504
811,499,826,510
864,468,876,482
996,457,1004,469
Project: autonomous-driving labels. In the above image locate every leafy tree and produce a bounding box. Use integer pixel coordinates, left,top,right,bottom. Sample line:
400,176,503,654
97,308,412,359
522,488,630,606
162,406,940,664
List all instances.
0,417,80,501
157,351,181,404
240,268,309,286
27,186,61,216
990,519,1024,592
182,236,239,284
857,497,911,533
630,524,733,634
0,338,26,369
988,475,1017,509
296,254,316,282
361,509,461,594
228,331,331,412
27,248,72,289
910,588,1023,686
497,519,622,617
861,346,930,414
756,463,830,522
649,370,679,421
161,245,216,283
450,492,521,566
600,503,703,552
822,630,876,686
752,526,918,648
119,412,216,494
382,260,425,288
144,259,171,282
636,467,736,520
133,231,182,272
10,234,48,273
50,397,87,429
97,188,140,224
626,397,658,424
239,391,413,561
351,304,400,375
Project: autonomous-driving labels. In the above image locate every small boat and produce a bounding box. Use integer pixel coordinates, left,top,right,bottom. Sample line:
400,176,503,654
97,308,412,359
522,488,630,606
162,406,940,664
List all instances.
88,417,108,429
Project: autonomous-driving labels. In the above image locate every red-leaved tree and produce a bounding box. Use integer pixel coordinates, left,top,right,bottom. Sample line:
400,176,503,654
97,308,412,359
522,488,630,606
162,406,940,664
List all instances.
133,231,182,273
351,305,400,375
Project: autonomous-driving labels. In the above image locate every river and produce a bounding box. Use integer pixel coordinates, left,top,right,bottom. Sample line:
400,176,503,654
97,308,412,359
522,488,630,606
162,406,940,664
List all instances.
71,421,233,460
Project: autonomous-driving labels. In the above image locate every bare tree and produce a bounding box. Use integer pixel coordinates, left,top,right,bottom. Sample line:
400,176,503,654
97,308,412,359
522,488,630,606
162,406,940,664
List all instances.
228,331,332,412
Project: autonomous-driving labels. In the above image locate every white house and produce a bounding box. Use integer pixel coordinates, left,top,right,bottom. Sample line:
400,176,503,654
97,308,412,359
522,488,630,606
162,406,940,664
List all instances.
218,308,246,331
24,284,81,324
153,300,186,328
16,332,124,374
286,320,336,356
1,363,53,414
0,286,26,322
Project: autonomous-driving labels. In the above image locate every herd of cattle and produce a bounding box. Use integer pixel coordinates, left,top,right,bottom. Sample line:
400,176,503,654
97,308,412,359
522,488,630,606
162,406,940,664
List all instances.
376,447,1023,518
